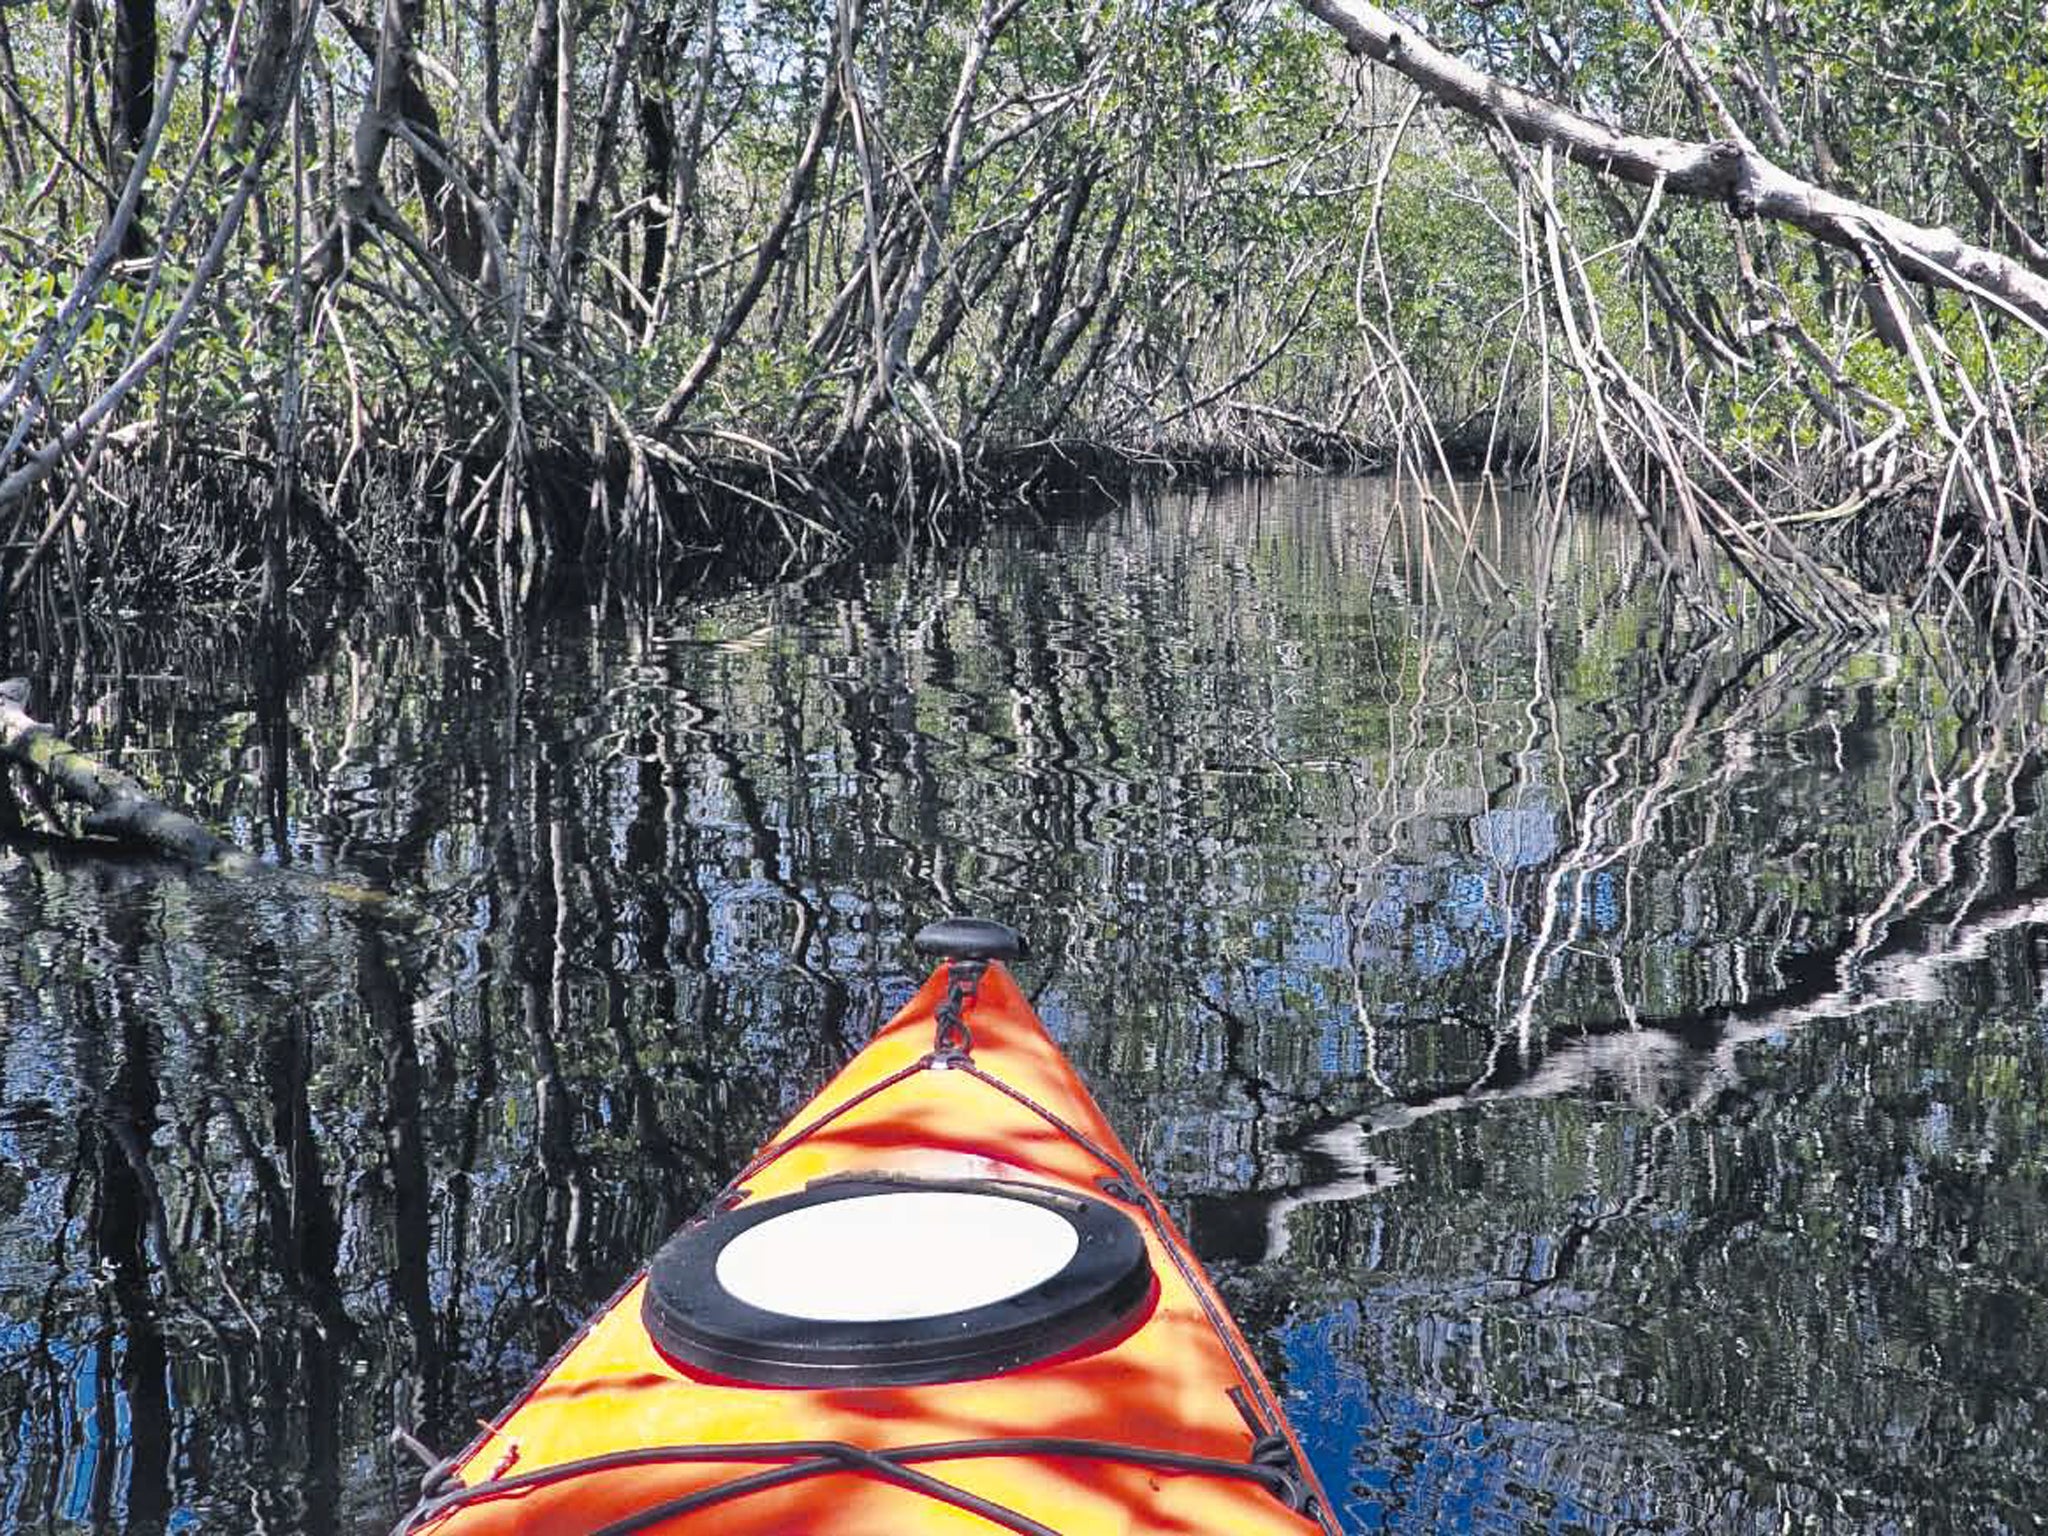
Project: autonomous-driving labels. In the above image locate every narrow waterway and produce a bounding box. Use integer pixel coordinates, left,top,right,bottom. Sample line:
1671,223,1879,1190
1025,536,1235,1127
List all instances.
2,477,2044,1532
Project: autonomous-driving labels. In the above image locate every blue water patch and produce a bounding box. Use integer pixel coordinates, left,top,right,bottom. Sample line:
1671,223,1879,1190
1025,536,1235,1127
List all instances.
1471,806,1559,871
1281,1303,1684,1533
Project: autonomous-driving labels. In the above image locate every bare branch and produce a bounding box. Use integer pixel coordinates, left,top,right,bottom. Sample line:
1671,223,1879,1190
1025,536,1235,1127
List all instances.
1297,0,2048,333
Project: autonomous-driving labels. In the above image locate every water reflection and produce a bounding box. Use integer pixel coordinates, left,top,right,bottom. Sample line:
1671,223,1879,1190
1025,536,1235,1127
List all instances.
1,477,2045,1531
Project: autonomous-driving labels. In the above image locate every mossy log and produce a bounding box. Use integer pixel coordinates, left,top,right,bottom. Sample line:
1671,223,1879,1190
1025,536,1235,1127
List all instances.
0,685,256,870
0,684,403,909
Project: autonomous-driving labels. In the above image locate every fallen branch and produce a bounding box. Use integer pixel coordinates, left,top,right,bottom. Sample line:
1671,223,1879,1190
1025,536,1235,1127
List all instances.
0,686,249,866
0,682,391,906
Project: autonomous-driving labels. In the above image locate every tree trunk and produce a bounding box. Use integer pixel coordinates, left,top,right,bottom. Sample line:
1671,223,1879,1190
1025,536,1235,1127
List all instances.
649,0,853,434
849,0,1021,435
545,0,642,333
636,29,675,308
109,0,154,253
322,0,483,281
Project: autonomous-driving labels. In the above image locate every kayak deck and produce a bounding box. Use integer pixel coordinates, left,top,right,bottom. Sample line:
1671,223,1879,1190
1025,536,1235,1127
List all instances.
395,954,1335,1535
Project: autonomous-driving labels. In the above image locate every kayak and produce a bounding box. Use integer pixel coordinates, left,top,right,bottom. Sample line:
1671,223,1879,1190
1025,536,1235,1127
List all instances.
390,919,1338,1535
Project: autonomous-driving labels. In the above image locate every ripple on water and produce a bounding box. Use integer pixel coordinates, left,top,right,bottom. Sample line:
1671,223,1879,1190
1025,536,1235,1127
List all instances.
2,477,2047,1531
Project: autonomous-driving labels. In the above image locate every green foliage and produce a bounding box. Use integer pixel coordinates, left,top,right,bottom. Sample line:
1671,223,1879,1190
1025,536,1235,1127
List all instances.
0,266,61,371
2,0,2045,609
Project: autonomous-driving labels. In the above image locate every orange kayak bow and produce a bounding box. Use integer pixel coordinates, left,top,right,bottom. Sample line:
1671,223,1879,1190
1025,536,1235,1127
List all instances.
392,919,1338,1535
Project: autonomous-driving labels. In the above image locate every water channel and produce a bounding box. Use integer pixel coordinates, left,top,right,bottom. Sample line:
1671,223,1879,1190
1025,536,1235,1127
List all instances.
2,477,2044,1532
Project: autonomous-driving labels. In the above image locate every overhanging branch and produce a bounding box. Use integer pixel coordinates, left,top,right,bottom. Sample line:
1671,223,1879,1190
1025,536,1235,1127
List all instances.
1298,0,2048,335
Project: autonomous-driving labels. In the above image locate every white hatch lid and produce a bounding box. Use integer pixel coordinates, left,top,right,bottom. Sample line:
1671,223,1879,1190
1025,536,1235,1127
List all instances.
713,1189,1081,1323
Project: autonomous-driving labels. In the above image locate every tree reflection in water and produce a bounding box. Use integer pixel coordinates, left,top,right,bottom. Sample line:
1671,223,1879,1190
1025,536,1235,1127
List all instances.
0,477,2043,1531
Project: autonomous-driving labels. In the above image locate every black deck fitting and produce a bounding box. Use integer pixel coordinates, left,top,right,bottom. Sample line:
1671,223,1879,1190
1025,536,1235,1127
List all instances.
913,917,1028,963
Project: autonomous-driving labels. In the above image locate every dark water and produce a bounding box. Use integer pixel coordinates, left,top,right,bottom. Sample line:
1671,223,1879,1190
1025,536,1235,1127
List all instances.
3,477,2046,1534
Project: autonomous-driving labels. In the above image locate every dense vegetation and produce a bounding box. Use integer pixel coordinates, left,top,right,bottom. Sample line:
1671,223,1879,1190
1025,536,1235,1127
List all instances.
0,0,2044,635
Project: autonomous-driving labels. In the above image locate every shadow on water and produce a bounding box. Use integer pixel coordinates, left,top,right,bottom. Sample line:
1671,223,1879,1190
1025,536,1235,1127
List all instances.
1,476,2046,1531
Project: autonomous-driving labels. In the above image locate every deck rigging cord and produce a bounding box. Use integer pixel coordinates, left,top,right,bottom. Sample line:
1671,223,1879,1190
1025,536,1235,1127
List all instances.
392,1434,1312,1536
